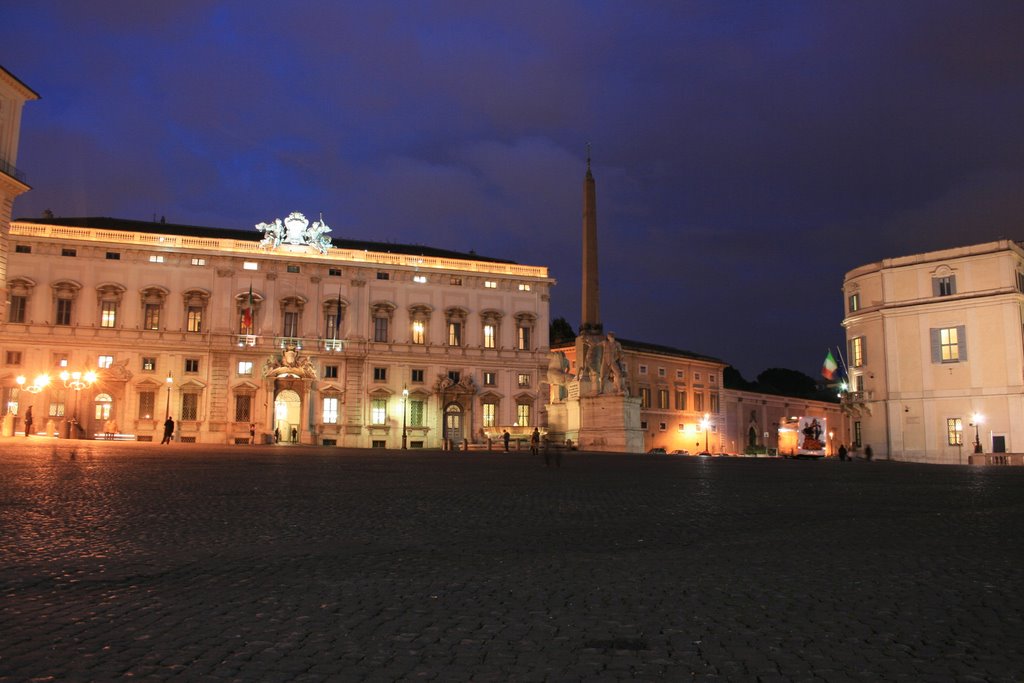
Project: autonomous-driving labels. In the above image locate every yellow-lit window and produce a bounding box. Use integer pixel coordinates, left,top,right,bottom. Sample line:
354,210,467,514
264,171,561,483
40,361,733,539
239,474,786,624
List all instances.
411,321,425,344
940,327,959,362
482,402,496,427
323,397,339,424
371,398,387,425
483,324,496,348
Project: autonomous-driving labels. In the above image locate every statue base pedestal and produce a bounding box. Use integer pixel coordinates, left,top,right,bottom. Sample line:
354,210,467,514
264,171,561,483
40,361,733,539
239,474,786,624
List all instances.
547,392,643,453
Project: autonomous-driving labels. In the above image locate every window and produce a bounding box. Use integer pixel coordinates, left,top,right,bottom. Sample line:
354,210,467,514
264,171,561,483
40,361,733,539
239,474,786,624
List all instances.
409,400,425,427
56,299,72,326
376,272,390,280
694,393,705,412
238,361,254,376
6,351,22,365
659,422,667,432
658,367,666,377
149,255,164,263
933,275,957,297
484,280,497,289
323,365,338,379
448,370,461,383
676,370,684,380
328,268,342,276
709,374,717,384
15,244,30,253
848,293,860,312
931,326,966,363
371,398,387,425
187,306,203,333
448,321,462,346
287,265,300,273
411,320,425,344
640,420,648,430
106,252,120,260
947,418,963,446
517,373,530,388
413,275,427,284
323,397,339,424
517,325,531,351
483,371,496,386
184,358,199,373
243,261,258,271
639,387,651,408
282,311,299,338
675,390,687,410
483,324,496,348
516,403,530,426
144,303,160,330
482,402,496,427
411,368,424,383
142,357,156,371
710,393,720,414
849,337,865,367
49,388,66,417
181,394,198,421
450,276,462,286
639,365,648,375
658,389,669,410
62,248,77,257
853,421,862,448
694,372,702,381
53,353,68,368
191,258,206,266
98,355,113,369
373,367,387,381
138,391,155,419
100,301,117,328
518,283,531,291
9,295,26,323
374,316,389,342
234,395,252,422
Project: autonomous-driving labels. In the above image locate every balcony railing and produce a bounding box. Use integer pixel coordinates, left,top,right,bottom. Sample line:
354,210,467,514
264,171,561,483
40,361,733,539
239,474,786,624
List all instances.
0,157,27,184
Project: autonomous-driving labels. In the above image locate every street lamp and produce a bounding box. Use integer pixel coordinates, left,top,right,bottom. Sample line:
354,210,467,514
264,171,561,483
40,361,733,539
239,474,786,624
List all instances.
59,369,97,439
971,412,983,453
165,372,174,419
12,374,49,437
401,386,409,450
701,413,711,454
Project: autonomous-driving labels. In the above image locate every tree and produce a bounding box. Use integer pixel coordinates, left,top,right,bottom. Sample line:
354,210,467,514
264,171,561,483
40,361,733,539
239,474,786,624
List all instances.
755,367,818,399
723,366,755,390
549,317,576,345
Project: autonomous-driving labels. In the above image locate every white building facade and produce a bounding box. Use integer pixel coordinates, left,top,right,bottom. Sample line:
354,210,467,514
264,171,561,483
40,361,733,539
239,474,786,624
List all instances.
0,215,554,446
842,239,1024,463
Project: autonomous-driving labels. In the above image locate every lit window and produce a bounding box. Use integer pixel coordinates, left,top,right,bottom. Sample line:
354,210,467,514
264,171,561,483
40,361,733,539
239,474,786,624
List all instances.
448,322,462,346
849,337,865,367
187,306,203,333
323,397,339,424
517,373,530,388
243,262,258,271
191,258,206,266
144,304,161,330
149,255,164,263
517,326,530,351
947,418,963,446
409,399,425,427
234,395,252,422
483,371,496,386
411,321,425,344
100,301,117,328
181,394,198,420
483,324,496,348
371,398,387,425
142,357,156,371
98,355,113,369
640,388,651,408
413,275,427,284
518,283,531,291
138,391,155,419
848,293,860,312
658,389,669,409
933,327,964,363
482,402,496,427
238,361,253,376
516,403,530,426
484,280,497,289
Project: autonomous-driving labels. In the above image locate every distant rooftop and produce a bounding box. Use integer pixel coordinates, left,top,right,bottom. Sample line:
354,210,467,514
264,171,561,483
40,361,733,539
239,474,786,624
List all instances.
14,215,515,265
553,336,724,365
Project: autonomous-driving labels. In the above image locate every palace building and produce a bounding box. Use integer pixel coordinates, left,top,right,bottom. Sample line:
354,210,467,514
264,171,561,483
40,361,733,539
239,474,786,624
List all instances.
0,213,554,445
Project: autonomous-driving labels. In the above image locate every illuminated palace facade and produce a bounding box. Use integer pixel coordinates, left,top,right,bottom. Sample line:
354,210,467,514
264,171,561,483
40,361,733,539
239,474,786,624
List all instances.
0,215,554,446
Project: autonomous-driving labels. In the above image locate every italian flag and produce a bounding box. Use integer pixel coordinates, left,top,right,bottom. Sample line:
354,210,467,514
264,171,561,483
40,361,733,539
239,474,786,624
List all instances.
242,284,253,331
821,350,838,380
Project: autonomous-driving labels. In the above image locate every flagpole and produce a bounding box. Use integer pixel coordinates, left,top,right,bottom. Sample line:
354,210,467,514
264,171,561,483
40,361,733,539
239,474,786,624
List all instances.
835,345,849,381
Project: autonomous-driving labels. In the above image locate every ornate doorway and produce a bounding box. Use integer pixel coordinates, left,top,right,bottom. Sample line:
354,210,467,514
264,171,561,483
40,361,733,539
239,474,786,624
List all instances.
274,389,301,443
445,403,463,443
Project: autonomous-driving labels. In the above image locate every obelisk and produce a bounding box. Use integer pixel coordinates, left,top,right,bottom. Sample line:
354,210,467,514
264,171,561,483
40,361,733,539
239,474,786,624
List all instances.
580,148,602,335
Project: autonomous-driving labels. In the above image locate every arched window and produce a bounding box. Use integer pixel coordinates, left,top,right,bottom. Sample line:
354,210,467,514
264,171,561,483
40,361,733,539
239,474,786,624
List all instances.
280,296,306,340
409,304,432,345
183,289,211,333
481,309,503,349
371,301,396,343
514,312,536,351
446,306,468,347
51,280,82,327
140,286,168,331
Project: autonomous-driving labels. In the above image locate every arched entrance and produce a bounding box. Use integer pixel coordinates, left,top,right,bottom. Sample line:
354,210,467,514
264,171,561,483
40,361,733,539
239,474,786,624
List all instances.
445,403,464,444
274,389,301,443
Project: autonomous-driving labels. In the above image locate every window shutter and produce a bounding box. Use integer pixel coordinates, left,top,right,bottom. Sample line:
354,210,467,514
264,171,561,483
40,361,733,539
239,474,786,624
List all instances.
949,275,957,295
861,337,867,366
929,328,941,363
957,325,967,361
932,278,940,297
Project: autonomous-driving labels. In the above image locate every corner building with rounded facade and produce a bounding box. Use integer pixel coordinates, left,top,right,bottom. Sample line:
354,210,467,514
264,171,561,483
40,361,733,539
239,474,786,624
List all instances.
0,216,554,446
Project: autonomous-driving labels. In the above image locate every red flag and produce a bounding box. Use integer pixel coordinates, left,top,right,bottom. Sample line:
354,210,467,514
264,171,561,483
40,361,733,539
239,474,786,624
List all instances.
242,284,253,331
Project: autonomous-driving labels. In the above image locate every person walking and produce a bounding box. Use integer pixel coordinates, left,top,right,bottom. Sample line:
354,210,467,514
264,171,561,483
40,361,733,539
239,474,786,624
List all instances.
291,426,298,443
530,428,540,455
23,406,33,437
161,416,174,444
249,423,256,445
864,444,873,461
837,444,848,461
502,430,511,452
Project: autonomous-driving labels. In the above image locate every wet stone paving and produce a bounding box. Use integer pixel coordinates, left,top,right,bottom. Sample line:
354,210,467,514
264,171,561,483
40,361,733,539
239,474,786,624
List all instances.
0,439,1022,682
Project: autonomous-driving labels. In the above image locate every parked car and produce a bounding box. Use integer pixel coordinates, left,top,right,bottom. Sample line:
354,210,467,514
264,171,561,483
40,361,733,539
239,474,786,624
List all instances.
647,447,667,454
670,449,690,455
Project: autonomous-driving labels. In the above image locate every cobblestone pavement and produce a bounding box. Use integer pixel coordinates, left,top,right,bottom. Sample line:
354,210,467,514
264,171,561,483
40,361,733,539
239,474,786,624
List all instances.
1,439,1022,682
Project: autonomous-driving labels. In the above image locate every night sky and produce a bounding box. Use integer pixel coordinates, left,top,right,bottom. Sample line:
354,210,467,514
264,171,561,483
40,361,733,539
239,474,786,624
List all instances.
4,2,1023,379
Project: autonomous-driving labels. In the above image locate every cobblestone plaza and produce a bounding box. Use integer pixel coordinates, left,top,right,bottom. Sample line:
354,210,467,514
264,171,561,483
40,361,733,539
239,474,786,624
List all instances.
1,441,1022,681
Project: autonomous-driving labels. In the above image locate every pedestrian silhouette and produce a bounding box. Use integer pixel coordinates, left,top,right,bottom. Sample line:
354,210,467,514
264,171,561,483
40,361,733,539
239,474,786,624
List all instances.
502,430,511,452
161,417,174,444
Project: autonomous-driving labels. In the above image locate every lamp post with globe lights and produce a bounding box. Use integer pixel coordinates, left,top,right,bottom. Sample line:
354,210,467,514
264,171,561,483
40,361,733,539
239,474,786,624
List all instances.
165,372,174,419
700,413,711,454
971,412,983,454
15,374,50,436
59,370,97,439
401,386,409,450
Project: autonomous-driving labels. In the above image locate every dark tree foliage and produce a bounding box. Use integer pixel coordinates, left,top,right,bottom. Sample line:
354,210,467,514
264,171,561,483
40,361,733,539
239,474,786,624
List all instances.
755,367,819,399
550,317,576,345
723,366,755,390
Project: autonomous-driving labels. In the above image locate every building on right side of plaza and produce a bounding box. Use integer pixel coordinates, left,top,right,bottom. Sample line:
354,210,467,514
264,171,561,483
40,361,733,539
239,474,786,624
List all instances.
842,239,1024,463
